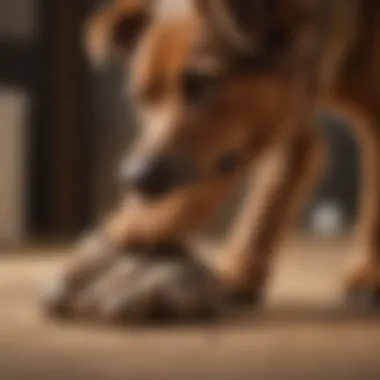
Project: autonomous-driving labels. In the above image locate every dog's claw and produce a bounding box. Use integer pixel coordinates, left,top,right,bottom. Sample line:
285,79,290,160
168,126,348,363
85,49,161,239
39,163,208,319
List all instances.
43,278,72,318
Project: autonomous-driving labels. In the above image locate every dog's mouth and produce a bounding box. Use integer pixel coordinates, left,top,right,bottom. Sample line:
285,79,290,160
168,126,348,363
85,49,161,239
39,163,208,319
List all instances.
117,155,202,200
117,127,270,201
117,146,256,201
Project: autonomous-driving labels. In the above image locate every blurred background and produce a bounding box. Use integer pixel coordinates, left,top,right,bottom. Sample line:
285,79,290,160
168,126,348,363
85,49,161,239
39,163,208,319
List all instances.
0,0,359,246
1,0,130,246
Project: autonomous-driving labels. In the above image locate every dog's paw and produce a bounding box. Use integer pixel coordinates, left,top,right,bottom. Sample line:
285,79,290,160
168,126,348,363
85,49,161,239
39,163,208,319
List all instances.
43,242,230,324
344,263,380,312
215,256,267,309
42,232,122,318
74,252,225,323
345,287,380,311
225,288,263,308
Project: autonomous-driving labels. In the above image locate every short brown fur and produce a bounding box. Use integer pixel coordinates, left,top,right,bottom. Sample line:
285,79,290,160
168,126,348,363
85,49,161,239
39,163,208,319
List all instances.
47,0,380,316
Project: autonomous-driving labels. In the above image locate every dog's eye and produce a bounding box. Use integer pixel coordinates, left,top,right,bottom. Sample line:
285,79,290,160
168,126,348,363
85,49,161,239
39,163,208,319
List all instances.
266,27,291,52
181,70,214,105
216,151,240,175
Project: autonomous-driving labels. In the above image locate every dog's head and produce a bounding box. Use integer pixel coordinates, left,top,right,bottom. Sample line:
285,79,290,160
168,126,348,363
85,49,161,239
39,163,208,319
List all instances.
85,0,323,199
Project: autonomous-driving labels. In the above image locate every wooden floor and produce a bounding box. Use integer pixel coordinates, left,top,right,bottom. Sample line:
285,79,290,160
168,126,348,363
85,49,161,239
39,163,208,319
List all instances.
1,239,380,380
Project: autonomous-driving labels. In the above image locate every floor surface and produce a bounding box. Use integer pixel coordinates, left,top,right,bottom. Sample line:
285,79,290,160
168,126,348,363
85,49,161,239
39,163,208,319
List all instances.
1,239,380,380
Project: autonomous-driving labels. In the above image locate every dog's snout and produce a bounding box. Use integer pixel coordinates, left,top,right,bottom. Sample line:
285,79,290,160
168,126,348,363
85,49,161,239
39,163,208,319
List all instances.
119,158,169,196
119,158,194,198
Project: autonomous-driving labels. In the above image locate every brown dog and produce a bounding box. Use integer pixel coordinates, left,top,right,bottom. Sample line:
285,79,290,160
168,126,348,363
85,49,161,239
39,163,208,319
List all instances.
44,0,380,322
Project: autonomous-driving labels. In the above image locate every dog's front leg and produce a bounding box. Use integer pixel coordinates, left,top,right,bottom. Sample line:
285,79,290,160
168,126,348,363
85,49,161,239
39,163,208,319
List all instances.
43,178,238,321
217,127,325,304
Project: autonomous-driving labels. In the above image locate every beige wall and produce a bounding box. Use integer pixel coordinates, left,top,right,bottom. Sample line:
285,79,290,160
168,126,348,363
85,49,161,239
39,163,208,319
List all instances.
0,88,29,244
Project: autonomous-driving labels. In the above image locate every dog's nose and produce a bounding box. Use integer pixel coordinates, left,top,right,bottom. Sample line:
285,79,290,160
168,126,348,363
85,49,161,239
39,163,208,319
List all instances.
118,158,177,198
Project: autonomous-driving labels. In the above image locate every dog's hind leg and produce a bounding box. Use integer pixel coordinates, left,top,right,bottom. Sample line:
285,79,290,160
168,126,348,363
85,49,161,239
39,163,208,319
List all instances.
331,101,380,309
327,1,380,308
217,126,325,304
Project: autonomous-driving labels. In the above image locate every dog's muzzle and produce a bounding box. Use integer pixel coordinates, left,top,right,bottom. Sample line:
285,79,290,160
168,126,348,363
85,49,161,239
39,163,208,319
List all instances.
118,156,200,199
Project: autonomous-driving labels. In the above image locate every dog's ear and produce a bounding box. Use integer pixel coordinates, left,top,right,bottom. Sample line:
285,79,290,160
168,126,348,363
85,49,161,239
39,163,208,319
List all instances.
195,0,260,53
83,0,150,69
195,0,321,54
